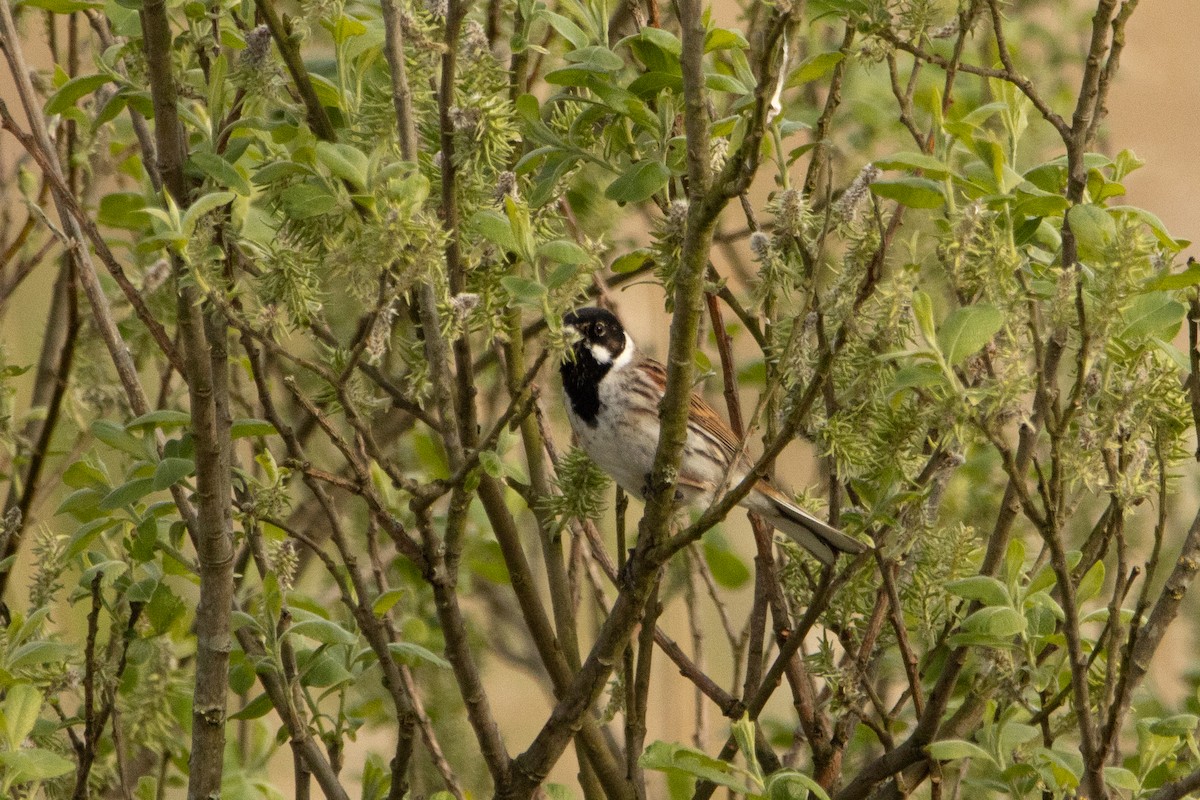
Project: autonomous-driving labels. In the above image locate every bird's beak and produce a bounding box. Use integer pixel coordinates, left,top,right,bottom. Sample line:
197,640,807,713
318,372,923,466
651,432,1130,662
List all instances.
561,324,583,361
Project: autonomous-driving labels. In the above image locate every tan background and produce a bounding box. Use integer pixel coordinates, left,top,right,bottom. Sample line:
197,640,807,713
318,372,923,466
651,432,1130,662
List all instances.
1,0,1198,794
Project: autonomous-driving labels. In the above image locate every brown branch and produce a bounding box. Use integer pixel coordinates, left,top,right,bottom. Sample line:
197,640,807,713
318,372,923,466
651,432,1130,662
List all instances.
70,574,104,800
140,3,237,796
878,28,1070,139
253,0,337,141
0,38,154,418
379,0,420,160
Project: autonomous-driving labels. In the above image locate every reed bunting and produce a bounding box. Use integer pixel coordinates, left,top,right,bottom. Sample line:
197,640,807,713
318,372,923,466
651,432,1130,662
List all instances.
559,307,868,565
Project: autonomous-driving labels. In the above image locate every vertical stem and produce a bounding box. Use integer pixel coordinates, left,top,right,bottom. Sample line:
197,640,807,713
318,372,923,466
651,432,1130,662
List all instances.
140,2,236,796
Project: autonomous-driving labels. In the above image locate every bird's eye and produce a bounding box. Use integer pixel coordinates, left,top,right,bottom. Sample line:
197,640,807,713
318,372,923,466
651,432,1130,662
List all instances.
594,322,606,336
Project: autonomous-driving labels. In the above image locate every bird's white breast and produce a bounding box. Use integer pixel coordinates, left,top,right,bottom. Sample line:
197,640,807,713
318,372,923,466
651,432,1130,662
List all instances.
565,353,658,498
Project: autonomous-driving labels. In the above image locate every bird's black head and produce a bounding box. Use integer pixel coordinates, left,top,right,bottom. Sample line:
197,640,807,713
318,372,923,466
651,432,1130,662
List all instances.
563,307,627,364
560,307,630,427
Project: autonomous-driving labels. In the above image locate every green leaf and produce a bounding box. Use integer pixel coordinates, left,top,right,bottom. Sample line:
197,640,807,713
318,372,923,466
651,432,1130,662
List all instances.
372,589,406,616
705,73,748,94
705,28,749,52
1146,260,1200,291
1075,560,1105,604
765,771,832,800
702,535,750,589
501,276,546,306
927,739,995,766
152,458,195,490
230,692,274,721
98,192,150,230
388,642,451,669
231,418,277,439
873,151,954,180
144,582,186,633
98,478,156,510
961,606,1026,638
181,191,235,237
542,11,589,49
545,262,579,290
1111,205,1187,251
298,649,354,688
92,419,151,459
946,576,1010,607
870,177,945,209
126,409,191,431
63,517,119,560
0,748,74,783
605,160,670,204
478,450,504,478
63,461,109,490
912,290,936,344
288,617,358,646
253,161,314,186
1066,203,1116,260
1119,293,1185,342
7,641,73,671
188,151,252,196
889,362,943,394
537,239,590,265
18,0,103,11
623,26,682,57
315,141,369,189
640,741,756,794
785,51,845,87
937,304,1003,366
45,74,112,114
1103,766,1140,792
564,45,624,71
1148,714,1199,737
611,249,653,273
471,209,519,253
3,684,43,748
320,12,367,42
56,488,104,518
280,182,339,219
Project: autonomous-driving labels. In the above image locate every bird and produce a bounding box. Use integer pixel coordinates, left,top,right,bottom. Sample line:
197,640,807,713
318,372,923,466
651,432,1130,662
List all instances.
558,306,869,565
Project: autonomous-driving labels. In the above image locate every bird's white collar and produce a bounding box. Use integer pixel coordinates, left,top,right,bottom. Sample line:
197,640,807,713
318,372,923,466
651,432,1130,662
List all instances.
590,332,635,370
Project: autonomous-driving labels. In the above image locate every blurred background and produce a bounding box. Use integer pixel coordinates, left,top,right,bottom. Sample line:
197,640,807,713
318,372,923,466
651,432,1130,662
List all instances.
0,0,1197,793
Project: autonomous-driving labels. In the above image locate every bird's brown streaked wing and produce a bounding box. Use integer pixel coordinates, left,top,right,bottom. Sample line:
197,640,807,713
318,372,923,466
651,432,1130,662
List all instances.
638,357,743,459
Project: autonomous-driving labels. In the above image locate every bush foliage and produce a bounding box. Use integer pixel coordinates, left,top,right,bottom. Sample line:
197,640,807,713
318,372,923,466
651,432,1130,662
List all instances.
0,0,1198,797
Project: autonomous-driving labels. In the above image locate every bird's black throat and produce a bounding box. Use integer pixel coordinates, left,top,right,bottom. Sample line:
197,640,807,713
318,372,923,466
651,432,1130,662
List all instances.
560,347,610,428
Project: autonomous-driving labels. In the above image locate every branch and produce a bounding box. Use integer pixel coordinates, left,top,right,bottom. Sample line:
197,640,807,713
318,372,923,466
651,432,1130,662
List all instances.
877,28,1070,139
0,26,155,417
253,0,337,141
380,0,419,159
140,3,237,796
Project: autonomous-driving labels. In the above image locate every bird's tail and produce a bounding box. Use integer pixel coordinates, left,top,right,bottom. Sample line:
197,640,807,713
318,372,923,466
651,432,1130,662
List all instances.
750,486,869,566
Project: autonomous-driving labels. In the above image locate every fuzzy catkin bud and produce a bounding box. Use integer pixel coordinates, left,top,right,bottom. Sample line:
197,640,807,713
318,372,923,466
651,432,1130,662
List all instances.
494,171,517,203
836,164,880,221
449,106,481,133
461,20,489,57
749,231,771,261
665,199,688,240
242,25,272,69
271,540,299,592
450,292,480,319
775,189,806,237
366,305,398,364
